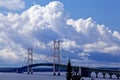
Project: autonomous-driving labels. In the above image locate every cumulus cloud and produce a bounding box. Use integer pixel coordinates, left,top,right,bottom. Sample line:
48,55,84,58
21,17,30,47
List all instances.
0,0,25,10
79,52,90,61
61,39,79,51
67,18,120,55
83,41,120,54
0,1,120,66
113,31,120,40
0,1,66,65
67,18,95,33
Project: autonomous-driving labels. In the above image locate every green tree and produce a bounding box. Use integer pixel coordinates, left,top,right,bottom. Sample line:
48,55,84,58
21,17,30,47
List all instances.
67,59,72,80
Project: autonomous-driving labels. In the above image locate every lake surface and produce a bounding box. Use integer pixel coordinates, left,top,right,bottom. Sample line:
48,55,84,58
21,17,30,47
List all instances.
0,72,66,80
0,72,119,80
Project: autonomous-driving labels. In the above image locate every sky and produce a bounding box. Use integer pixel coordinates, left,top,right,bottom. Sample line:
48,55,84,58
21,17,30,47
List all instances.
23,0,120,32
0,0,120,67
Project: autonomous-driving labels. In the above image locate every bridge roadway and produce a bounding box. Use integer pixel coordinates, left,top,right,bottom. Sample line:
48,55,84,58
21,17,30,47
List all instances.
17,63,69,73
19,63,67,69
17,63,120,79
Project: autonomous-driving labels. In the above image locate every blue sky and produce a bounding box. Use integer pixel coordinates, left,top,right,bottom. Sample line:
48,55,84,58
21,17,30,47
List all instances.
0,0,120,67
63,0,120,32
23,0,120,32
1,0,120,31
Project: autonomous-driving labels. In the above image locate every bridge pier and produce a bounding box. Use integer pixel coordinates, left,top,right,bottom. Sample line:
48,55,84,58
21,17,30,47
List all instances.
116,75,119,79
109,73,113,79
95,72,98,78
58,72,60,76
27,68,33,74
102,73,106,78
53,72,56,75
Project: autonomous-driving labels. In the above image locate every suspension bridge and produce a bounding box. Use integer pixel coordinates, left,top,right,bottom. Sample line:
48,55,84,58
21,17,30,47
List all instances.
16,40,67,75
18,40,120,79
1,40,120,80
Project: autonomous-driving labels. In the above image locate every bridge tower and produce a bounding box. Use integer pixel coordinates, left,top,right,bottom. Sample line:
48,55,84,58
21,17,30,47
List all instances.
27,48,33,74
53,40,60,76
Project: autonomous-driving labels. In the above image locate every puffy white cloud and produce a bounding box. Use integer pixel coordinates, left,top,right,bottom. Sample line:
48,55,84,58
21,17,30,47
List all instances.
83,41,120,55
79,52,90,61
113,31,120,40
61,39,79,51
67,18,95,33
71,58,120,67
0,1,65,65
67,18,120,55
0,1,120,66
0,35,27,64
0,47,18,61
0,0,25,10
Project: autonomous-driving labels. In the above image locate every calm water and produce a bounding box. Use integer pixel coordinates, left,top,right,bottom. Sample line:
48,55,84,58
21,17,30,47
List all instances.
0,72,66,80
0,72,119,80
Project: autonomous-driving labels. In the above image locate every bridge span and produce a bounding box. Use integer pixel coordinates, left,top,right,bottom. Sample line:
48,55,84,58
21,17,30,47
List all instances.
18,42,120,80
17,63,68,73
16,63,120,79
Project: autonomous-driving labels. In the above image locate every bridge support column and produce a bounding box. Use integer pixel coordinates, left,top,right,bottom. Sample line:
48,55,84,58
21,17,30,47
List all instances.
116,75,119,79
95,72,98,78
53,40,60,76
109,73,112,79
103,73,106,78
53,54,56,75
27,48,33,74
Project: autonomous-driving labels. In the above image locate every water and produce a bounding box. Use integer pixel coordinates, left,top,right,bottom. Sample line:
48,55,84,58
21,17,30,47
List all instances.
0,72,66,80
0,72,119,80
